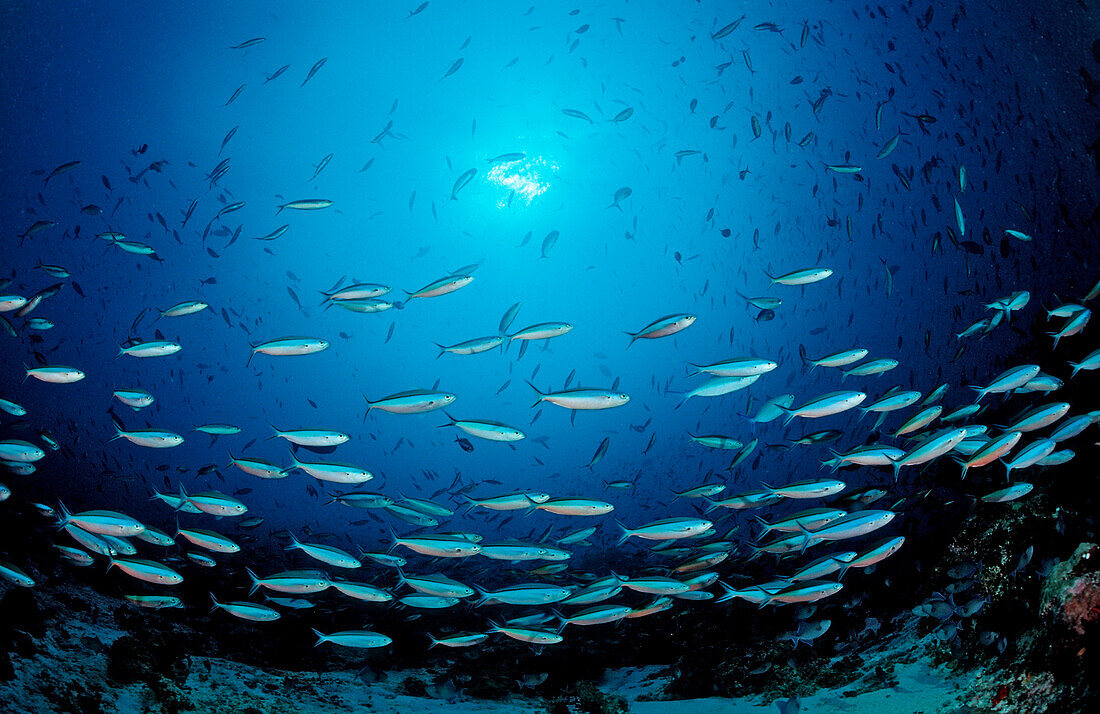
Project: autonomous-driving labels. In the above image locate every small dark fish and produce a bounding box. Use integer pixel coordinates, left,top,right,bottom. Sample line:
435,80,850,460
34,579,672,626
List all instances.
310,153,333,181
562,108,593,123
408,2,429,18
224,84,246,106
441,57,464,80
231,37,265,49
712,15,745,40
265,65,290,83
451,168,477,200
301,57,328,87
586,438,609,469
456,437,474,452
44,161,80,185
219,126,239,155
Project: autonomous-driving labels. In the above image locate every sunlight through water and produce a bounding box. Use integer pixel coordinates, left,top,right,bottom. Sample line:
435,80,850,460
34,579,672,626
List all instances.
487,155,558,208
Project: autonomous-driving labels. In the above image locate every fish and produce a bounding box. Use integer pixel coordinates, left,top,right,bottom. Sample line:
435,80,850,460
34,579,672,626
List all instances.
528,383,629,410
616,517,713,544
276,198,333,214
711,15,745,40
562,109,593,123
765,267,833,286
248,337,329,365
781,391,866,425
264,65,290,83
301,57,328,87
441,57,464,80
450,168,477,200
365,390,455,414
625,314,696,346
43,160,80,185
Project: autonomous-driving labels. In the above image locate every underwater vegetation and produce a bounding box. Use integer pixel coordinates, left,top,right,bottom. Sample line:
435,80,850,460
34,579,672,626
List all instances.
2,0,1100,712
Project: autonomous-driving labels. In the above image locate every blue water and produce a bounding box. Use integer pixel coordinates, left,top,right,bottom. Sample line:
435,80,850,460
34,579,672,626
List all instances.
1,0,1098,697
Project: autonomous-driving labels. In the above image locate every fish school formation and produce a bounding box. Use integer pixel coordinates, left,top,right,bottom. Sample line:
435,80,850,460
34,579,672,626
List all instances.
1,4,1098,667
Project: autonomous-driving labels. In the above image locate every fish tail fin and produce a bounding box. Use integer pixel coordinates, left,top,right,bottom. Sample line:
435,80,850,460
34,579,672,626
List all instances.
55,500,72,529
246,567,261,595
615,520,633,546
311,629,327,647
622,331,636,349
209,592,221,613
751,515,772,540
892,460,902,483
473,586,490,607
434,343,446,359
526,380,545,408
246,348,255,367
715,581,737,604
284,533,301,551
109,414,125,441
386,526,399,553
427,634,440,649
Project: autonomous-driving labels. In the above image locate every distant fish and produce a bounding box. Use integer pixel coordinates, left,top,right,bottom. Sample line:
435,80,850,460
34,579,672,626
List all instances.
442,57,464,80
276,198,333,214
230,37,265,49
450,168,477,199
43,160,80,185
301,57,328,87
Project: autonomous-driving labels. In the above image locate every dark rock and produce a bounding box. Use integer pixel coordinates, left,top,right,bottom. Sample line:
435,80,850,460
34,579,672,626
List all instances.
0,587,48,638
107,632,190,687
0,649,13,681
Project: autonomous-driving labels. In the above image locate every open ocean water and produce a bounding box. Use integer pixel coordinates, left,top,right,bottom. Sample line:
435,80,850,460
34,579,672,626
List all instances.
1,1,1099,712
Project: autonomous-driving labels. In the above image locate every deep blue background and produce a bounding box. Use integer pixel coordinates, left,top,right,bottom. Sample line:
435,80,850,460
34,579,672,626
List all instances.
2,1,1098,575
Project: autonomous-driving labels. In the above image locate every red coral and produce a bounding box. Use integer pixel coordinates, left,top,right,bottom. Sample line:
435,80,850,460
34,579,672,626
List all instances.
992,683,1009,707
1060,574,1100,635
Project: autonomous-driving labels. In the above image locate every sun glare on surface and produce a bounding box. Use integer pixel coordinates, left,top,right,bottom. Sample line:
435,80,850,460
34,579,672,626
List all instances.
487,155,558,208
